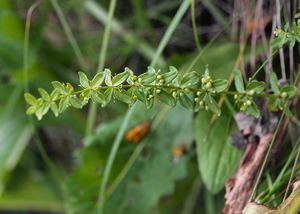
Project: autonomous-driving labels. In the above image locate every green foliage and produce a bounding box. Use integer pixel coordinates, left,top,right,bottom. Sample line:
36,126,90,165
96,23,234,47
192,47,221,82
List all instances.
272,20,300,48
268,72,298,111
64,106,194,213
25,66,298,121
195,107,242,194
25,66,231,119
232,69,266,118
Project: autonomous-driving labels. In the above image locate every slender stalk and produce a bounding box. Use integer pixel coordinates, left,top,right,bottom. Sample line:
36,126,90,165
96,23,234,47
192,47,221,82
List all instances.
49,0,88,71
84,0,165,67
85,0,118,136
97,105,136,214
150,0,191,67
23,2,64,202
96,1,191,212
250,112,285,201
284,138,300,200
191,0,202,52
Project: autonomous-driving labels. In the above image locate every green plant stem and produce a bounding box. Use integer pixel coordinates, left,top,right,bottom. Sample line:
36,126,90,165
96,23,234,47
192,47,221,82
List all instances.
24,1,63,196
84,0,165,67
30,82,286,113
97,105,136,214
190,0,202,52
250,111,285,201
85,0,118,136
201,0,230,34
105,140,145,198
182,176,201,214
150,0,191,67
284,137,300,200
95,1,191,212
49,0,88,71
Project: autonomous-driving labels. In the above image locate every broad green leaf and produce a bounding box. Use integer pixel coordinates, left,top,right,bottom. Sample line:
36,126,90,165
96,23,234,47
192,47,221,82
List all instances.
112,70,130,86
233,69,245,92
270,72,280,94
212,79,228,93
246,80,265,94
78,72,90,88
65,106,192,214
195,108,242,194
179,93,193,110
0,116,33,194
180,71,199,87
90,72,105,88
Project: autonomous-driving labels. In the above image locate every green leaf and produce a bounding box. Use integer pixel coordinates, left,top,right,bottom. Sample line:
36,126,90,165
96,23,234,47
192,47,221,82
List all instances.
146,96,154,109
212,79,228,93
246,103,260,118
65,106,192,214
65,83,74,93
134,88,147,104
281,85,297,99
51,81,66,94
103,88,113,106
59,97,70,113
104,69,112,86
24,93,37,105
26,106,36,115
233,69,245,92
246,80,265,94
35,104,49,120
0,116,33,194
207,96,220,116
138,70,156,84
50,90,59,100
270,72,280,94
50,102,59,117
180,71,200,87
114,89,132,104
38,88,50,101
70,97,82,109
90,72,105,88
179,93,193,111
112,70,130,86
91,91,106,105
157,90,176,106
195,108,242,194
283,107,293,118
78,72,90,88
162,66,178,83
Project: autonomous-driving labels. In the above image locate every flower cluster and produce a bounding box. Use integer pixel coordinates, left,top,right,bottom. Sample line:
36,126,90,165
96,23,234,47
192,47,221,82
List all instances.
24,66,297,120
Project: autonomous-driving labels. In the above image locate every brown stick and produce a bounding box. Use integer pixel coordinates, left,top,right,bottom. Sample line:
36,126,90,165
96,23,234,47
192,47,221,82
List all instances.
222,116,289,214
222,134,273,214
